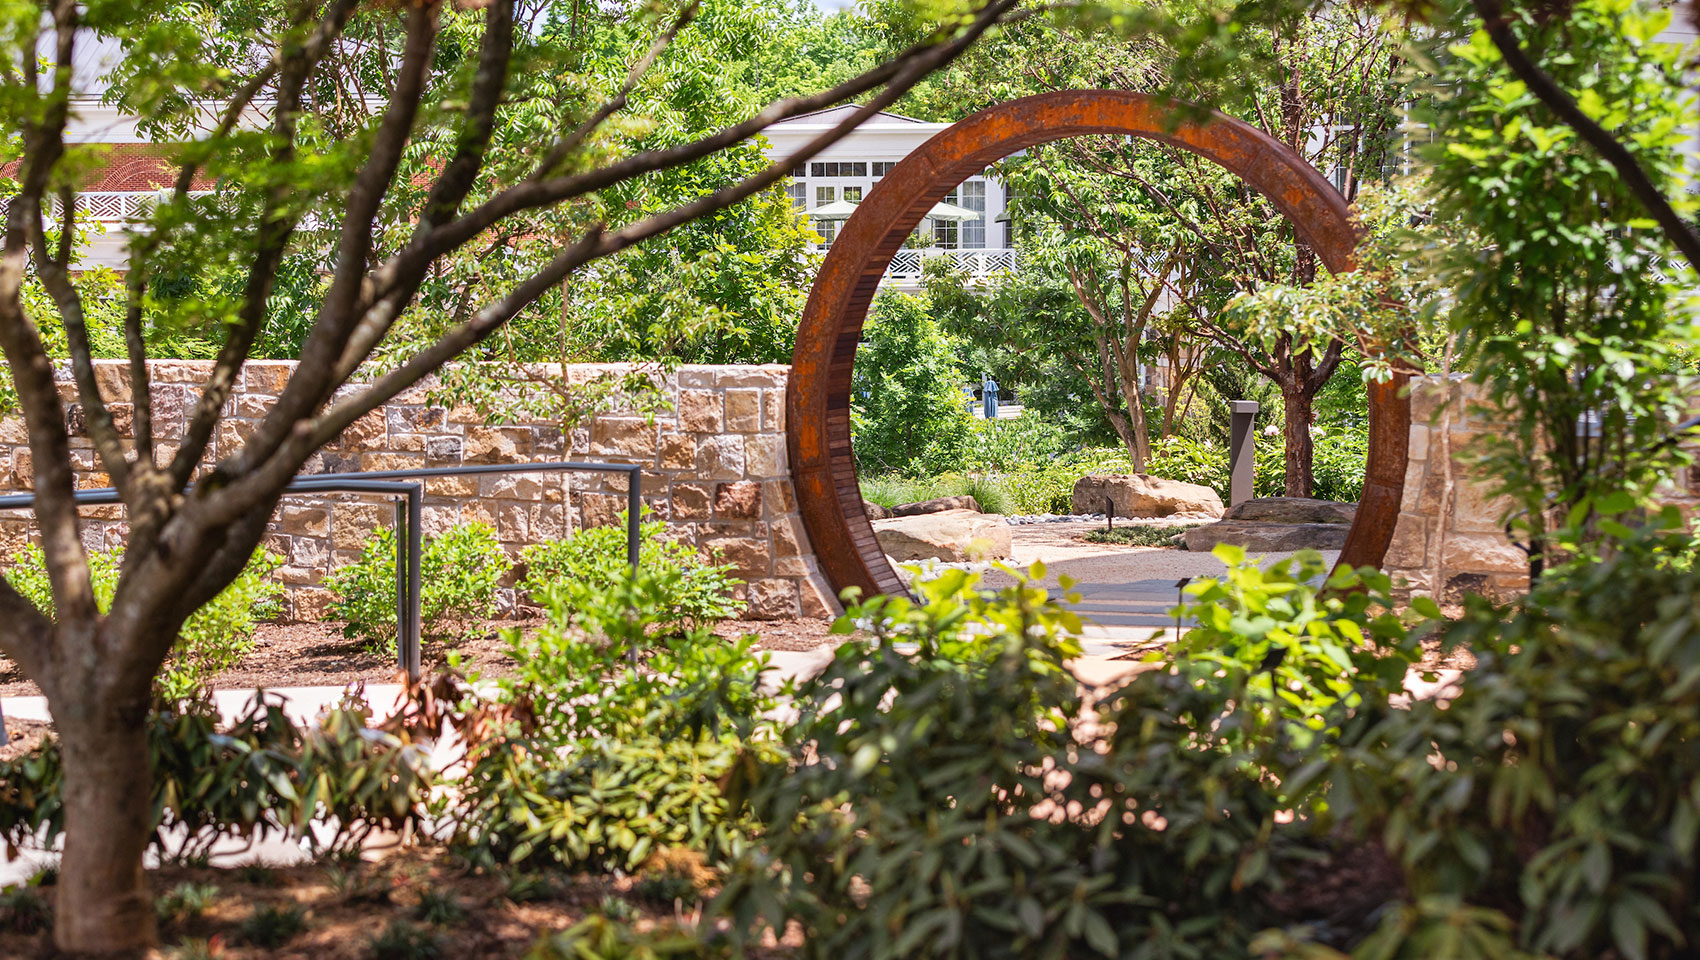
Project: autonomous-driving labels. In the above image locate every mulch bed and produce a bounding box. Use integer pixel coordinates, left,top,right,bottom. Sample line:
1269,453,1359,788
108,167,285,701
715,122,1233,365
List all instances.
0,615,840,700
0,846,800,959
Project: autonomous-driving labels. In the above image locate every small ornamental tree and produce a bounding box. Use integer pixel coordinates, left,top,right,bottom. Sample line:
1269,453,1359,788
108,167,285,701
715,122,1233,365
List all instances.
0,0,1030,952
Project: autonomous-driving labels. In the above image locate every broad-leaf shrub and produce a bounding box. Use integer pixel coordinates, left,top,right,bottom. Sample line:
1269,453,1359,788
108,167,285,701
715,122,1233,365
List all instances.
327,521,507,652
4,544,282,700
1326,527,1700,960
0,694,433,859
713,555,1421,959
446,567,778,873
519,518,742,624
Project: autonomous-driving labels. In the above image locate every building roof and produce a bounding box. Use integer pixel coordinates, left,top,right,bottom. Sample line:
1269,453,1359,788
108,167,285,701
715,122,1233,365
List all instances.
770,105,933,127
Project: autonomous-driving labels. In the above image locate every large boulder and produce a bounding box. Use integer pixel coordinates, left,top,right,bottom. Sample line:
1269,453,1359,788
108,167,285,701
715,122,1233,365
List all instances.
1181,520,1351,553
1225,497,1356,524
874,509,1012,562
892,495,982,517
1071,474,1224,520
863,499,892,521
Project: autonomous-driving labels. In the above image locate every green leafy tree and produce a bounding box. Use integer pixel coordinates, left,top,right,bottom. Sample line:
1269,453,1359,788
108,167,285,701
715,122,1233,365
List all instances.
851,291,974,476
0,0,1028,951
1415,0,1696,572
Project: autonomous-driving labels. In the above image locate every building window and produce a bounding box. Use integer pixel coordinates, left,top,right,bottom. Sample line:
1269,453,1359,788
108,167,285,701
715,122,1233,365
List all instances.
810,161,867,178
786,182,806,211
842,186,863,204
790,163,806,177
959,180,985,249
816,218,838,247
872,161,898,178
816,185,836,206
933,187,959,249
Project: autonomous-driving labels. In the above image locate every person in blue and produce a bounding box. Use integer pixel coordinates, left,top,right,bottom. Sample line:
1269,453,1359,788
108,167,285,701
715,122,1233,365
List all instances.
981,374,999,419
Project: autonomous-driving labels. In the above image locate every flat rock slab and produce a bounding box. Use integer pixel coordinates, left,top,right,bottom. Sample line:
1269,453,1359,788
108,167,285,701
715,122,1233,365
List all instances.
1071,474,1224,520
1225,496,1356,524
875,509,1012,562
1182,520,1351,553
892,495,982,516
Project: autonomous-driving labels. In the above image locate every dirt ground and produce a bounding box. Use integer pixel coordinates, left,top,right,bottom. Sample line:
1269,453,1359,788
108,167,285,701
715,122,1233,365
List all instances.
0,615,839,699
0,846,799,959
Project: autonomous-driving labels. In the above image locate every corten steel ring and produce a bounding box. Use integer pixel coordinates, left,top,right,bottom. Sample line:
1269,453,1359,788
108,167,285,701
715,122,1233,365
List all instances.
786,90,1410,601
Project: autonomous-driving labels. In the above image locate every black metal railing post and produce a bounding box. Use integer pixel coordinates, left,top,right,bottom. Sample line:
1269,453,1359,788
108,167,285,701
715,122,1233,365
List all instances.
0,461,641,694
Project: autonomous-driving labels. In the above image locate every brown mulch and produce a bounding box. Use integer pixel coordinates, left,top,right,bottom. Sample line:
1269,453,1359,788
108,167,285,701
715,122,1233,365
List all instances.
0,615,841,699
719,617,836,652
0,846,800,959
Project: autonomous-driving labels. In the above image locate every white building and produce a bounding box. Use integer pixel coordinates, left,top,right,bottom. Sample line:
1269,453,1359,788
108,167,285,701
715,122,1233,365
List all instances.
761,106,1015,292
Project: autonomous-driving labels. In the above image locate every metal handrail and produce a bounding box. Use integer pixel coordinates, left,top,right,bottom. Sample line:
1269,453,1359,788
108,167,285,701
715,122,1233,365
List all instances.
0,459,645,738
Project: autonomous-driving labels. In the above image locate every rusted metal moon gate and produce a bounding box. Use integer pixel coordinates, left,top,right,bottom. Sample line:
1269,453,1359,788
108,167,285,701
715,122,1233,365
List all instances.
785,90,1411,600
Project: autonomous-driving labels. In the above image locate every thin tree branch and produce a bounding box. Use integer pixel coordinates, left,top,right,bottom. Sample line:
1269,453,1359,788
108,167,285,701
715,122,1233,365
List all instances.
1474,0,1700,272
29,186,132,490
533,0,702,177
201,0,1022,523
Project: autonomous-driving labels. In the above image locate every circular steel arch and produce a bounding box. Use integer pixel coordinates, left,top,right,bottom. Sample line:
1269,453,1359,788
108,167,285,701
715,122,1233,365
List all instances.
785,91,1410,601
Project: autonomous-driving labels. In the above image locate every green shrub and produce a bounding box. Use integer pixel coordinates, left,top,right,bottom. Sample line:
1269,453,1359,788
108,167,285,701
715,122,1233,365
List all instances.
448,570,780,873
411,889,464,927
0,885,51,935
237,903,306,948
712,553,1419,959
851,290,975,476
1321,525,1700,960
155,881,219,927
0,694,434,860
3,544,282,700
326,521,507,653
1310,424,1368,502
518,517,742,624
1080,523,1197,546
370,919,444,960
527,914,728,960
962,412,1070,472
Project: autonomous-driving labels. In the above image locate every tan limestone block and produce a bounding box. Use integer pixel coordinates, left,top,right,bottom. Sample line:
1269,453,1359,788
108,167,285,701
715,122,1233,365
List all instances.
763,480,797,515
340,410,387,451
279,504,330,538
695,435,745,480
590,418,658,460
1382,513,1429,569
762,388,785,431
1440,532,1529,576
427,476,479,497
703,536,770,579
725,389,760,432
745,578,800,619
332,503,387,550
362,452,426,472
714,481,763,520
672,483,712,520
660,434,695,471
678,390,724,433
744,434,785,479
243,361,294,396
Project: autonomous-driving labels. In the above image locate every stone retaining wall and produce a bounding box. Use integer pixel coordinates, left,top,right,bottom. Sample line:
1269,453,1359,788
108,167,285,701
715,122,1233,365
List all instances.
0,361,836,621
1381,376,1700,600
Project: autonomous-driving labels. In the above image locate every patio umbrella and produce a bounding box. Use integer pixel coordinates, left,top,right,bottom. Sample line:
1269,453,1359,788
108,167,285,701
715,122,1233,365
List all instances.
923,200,981,222
809,199,862,220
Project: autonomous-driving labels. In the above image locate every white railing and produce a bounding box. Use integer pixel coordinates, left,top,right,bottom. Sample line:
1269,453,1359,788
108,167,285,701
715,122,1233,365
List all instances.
0,190,215,223
885,247,1019,281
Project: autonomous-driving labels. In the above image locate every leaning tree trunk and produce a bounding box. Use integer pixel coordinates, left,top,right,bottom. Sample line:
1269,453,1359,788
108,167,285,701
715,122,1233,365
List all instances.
50,667,158,954
1281,382,1315,498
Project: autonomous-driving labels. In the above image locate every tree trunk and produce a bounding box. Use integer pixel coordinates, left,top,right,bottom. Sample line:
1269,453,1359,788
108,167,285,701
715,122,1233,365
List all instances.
52,686,157,956
1104,408,1143,472
1282,382,1314,498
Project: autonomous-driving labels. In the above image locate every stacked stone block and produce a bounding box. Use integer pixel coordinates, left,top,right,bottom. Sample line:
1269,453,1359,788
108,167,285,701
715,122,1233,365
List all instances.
0,360,836,622
1382,376,1700,601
